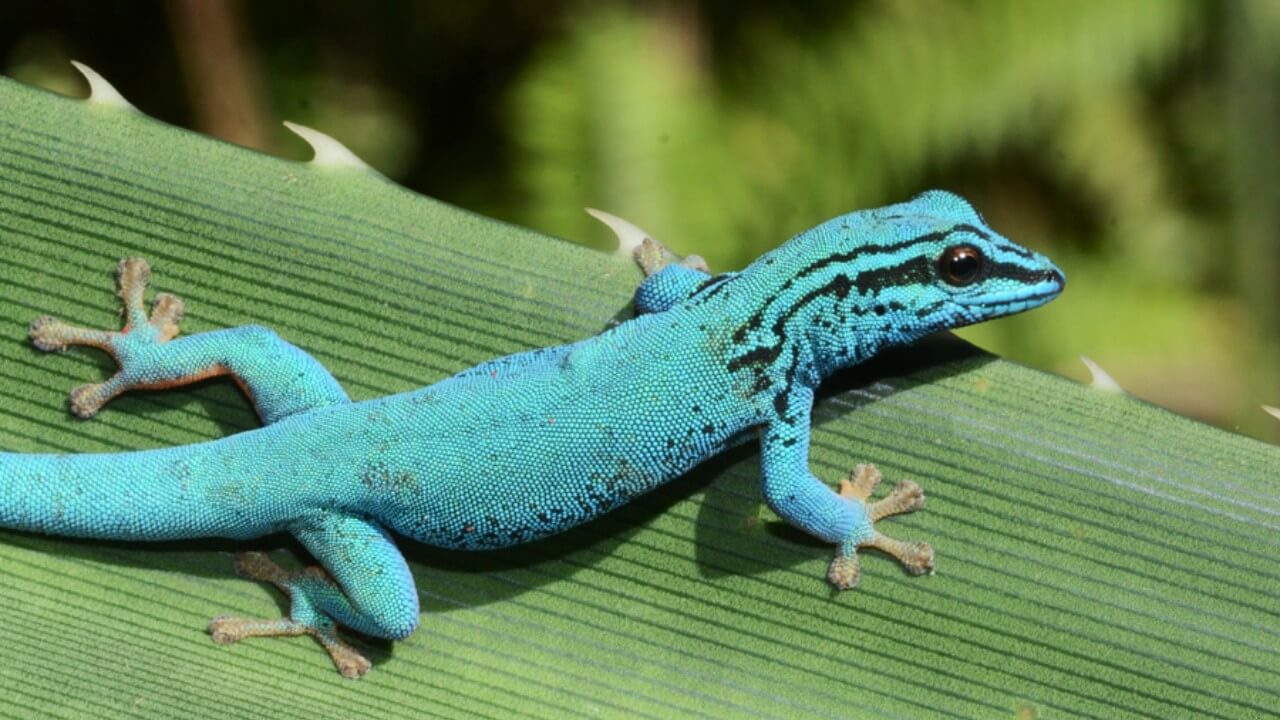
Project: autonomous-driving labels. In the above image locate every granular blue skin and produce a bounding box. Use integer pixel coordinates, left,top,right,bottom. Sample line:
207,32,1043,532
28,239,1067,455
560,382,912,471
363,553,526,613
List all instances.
1,190,1064,676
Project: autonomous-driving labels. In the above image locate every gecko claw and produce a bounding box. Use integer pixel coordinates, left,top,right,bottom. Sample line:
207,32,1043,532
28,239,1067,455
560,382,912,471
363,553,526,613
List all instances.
29,316,69,352
207,614,249,645
865,532,935,575
869,479,924,521
149,292,186,342
29,315,116,353
68,382,115,418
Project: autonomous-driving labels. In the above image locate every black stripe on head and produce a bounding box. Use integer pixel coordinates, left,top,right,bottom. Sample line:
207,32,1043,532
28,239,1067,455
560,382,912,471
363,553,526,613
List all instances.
785,231,948,290
949,223,1038,262
987,261,1052,284
726,223,994,379
949,223,990,240
991,242,1036,261
853,256,934,294
731,230,948,343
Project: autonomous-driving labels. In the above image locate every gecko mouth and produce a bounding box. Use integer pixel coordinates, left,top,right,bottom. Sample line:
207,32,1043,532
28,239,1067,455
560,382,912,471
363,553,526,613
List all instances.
971,290,1062,315
958,270,1065,314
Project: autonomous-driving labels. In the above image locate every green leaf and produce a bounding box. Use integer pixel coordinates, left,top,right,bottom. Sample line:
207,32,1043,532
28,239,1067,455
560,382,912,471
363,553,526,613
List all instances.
1,74,1277,719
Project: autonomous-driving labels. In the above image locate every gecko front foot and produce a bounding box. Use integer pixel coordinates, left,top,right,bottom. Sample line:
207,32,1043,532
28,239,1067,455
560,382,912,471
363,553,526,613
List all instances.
827,464,935,589
209,552,372,678
29,258,187,418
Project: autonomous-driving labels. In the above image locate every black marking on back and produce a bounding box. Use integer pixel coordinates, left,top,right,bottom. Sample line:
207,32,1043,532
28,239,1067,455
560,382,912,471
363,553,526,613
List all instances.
690,273,735,302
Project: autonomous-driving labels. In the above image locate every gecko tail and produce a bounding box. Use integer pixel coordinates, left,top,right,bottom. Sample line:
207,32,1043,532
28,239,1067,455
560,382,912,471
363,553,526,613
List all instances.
0,448,243,541
0,451,124,538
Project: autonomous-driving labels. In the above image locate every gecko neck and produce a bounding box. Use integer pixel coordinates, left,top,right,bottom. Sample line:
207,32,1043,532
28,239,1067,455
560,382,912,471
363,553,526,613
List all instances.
771,292,918,390
723,242,929,397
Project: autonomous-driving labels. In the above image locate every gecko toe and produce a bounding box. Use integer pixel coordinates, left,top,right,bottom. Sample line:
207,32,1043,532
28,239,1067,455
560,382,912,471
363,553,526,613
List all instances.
839,463,883,500
116,257,152,295
29,316,68,351
68,383,110,418
329,643,373,679
869,479,924,521
899,541,935,575
149,292,186,341
207,615,244,645
826,551,861,590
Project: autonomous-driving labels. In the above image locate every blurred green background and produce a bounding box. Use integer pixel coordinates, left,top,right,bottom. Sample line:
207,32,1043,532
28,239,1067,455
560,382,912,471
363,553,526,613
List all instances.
3,0,1279,441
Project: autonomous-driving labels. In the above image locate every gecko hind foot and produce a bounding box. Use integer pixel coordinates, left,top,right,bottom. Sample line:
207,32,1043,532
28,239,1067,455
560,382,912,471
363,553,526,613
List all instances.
208,615,372,679
29,258,189,418
210,552,372,678
828,464,935,590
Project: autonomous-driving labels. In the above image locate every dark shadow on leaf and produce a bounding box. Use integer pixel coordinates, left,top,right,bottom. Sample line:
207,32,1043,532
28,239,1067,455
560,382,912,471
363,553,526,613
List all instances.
111,377,262,437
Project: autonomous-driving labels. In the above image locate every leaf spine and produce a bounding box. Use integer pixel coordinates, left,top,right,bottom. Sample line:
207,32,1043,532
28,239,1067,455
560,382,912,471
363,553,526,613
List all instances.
585,207,654,257
1080,356,1124,394
282,121,375,171
70,61,137,110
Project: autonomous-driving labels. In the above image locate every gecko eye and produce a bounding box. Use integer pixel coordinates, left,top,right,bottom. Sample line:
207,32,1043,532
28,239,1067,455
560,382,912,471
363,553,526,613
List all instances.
938,246,984,286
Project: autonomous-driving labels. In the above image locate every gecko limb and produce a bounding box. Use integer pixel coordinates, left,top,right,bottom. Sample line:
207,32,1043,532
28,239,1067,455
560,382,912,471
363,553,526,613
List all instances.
209,513,419,679
29,257,348,424
759,388,933,590
209,553,373,679
630,232,719,315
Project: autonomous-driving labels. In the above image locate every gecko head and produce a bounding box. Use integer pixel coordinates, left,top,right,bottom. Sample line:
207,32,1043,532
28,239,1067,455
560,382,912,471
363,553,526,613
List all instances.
839,190,1065,344
728,191,1064,377
909,190,1063,330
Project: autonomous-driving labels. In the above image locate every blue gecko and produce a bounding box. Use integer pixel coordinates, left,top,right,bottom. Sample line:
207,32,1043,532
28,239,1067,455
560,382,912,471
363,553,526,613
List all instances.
3,191,1063,677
